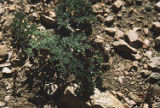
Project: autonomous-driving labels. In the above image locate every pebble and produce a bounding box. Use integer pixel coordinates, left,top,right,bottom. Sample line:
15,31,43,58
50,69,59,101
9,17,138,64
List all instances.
0,102,5,107
155,1,160,12
112,0,123,11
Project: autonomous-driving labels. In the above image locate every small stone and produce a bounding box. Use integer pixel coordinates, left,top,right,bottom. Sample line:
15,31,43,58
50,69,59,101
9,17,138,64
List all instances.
2,67,11,74
144,50,152,59
4,95,11,102
96,14,105,22
132,61,138,69
104,27,117,36
103,43,111,53
143,39,150,49
143,28,149,35
145,5,153,12
143,103,149,108
152,102,160,108
125,30,143,48
49,11,56,18
113,39,139,60
124,98,136,107
0,7,5,15
150,72,160,83
9,5,16,11
0,45,8,63
105,16,114,25
32,13,38,18
112,0,123,11
155,36,160,47
94,35,104,45
114,30,124,40
148,57,160,71
92,3,104,14
128,92,141,102
0,102,5,107
155,1,160,12
118,76,124,84
0,32,3,40
132,53,142,61
152,22,160,35
40,14,57,28
140,70,151,78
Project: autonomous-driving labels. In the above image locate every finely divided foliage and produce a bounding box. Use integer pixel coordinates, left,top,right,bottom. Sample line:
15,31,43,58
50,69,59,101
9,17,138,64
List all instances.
11,0,104,100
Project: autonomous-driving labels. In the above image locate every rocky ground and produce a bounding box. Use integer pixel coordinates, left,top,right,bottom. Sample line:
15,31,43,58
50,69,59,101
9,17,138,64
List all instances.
0,0,160,108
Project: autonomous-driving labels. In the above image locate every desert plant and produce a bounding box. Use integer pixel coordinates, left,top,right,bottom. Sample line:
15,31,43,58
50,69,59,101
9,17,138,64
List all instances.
27,32,104,99
55,0,96,34
11,11,37,50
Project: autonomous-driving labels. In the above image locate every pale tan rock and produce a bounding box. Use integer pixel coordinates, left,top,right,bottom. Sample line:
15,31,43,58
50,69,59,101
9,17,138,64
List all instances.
9,5,15,11
125,30,143,48
152,22,160,34
90,88,124,108
155,1,160,12
115,30,124,40
143,39,150,49
0,45,8,62
104,27,117,36
49,11,56,18
112,0,123,11
105,16,114,25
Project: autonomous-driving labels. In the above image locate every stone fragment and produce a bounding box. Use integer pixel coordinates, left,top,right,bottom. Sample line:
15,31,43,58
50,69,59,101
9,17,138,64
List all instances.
128,92,142,102
113,39,139,60
90,88,124,108
9,5,15,11
114,30,124,40
103,43,111,53
104,27,117,36
4,95,11,102
44,83,58,96
155,36,160,47
152,22,160,35
96,14,105,22
0,6,5,15
2,67,11,74
105,16,114,25
148,57,160,71
140,70,151,78
0,32,3,40
143,39,150,49
112,0,123,11
144,51,152,59
0,102,5,107
124,97,136,107
155,1,160,12
92,3,105,14
94,35,104,45
143,103,149,108
143,28,149,35
49,11,56,18
149,72,160,83
40,14,57,28
125,30,143,48
0,45,8,63
152,102,160,108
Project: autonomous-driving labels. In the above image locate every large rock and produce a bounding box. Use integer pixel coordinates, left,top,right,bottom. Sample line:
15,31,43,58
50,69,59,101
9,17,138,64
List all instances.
90,88,124,108
155,1,160,12
149,72,160,83
125,30,143,48
148,57,160,71
113,39,139,60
